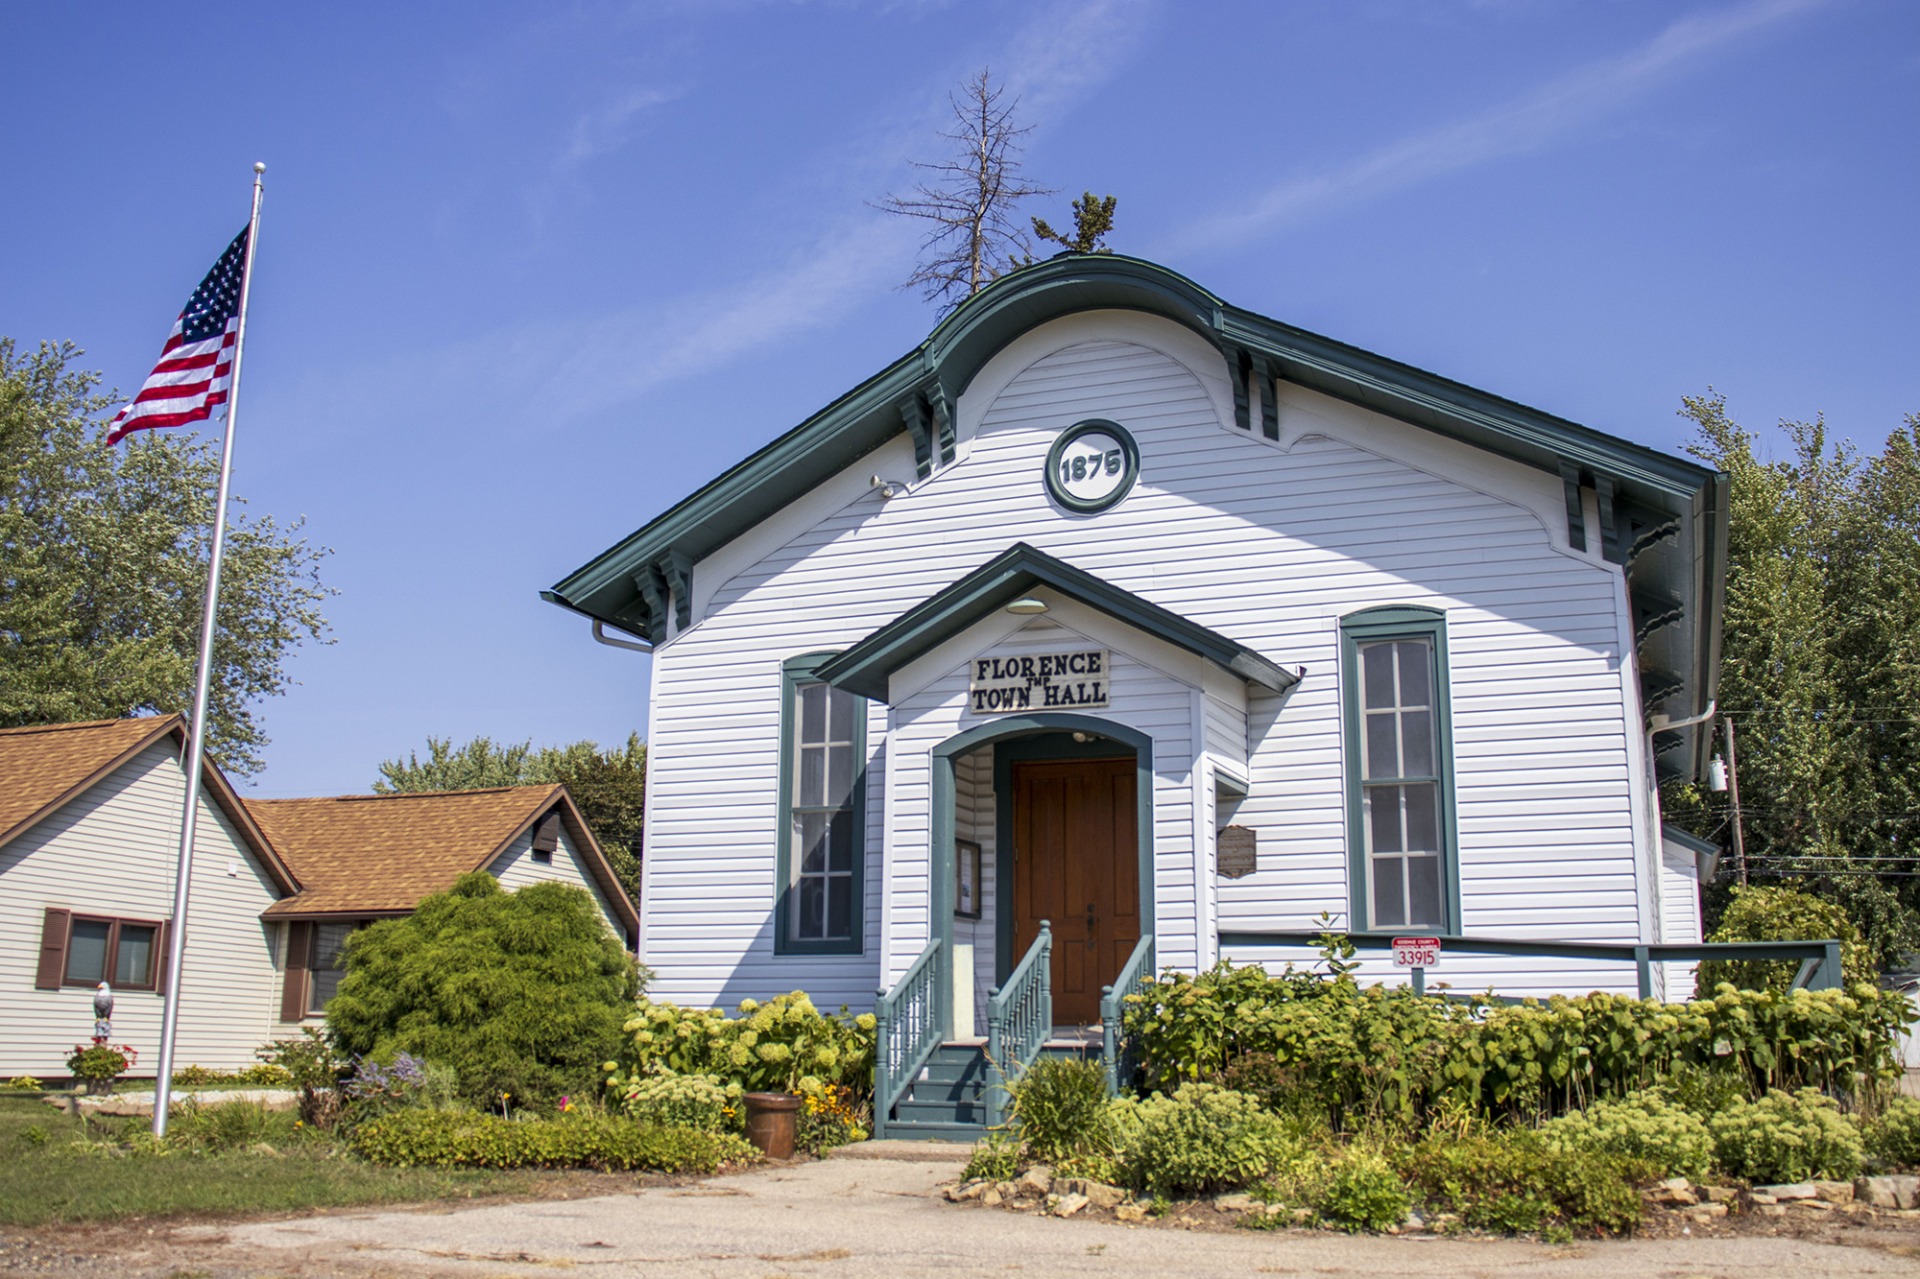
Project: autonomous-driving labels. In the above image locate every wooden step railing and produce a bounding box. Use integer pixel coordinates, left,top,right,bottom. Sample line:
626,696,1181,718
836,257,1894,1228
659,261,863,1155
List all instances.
872,938,943,1139
1100,932,1155,1093
984,922,1051,1127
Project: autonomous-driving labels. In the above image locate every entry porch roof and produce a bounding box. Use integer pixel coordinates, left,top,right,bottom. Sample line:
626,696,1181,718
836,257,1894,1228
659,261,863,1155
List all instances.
813,542,1298,702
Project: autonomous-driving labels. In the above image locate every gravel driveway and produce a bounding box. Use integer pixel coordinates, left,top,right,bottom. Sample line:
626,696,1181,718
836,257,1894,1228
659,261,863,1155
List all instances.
9,1144,1920,1278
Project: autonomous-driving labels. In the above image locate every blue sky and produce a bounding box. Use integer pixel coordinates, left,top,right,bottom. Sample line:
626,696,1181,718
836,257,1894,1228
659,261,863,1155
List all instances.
5,0,1916,796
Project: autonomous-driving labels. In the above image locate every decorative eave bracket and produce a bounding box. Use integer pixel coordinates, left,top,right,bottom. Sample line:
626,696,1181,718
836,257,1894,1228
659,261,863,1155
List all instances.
898,378,957,479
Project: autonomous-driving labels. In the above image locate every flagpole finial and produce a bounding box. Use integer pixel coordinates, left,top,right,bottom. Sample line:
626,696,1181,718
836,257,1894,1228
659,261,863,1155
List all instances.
253,162,266,174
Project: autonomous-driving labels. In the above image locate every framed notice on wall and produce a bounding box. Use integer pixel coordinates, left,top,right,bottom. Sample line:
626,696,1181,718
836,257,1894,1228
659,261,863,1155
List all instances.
955,839,982,919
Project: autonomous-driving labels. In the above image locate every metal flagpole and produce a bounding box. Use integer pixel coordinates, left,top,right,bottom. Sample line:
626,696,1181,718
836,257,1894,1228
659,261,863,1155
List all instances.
152,163,266,1138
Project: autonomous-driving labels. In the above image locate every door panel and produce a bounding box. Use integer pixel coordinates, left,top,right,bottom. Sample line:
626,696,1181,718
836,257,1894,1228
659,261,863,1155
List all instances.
1012,757,1139,1027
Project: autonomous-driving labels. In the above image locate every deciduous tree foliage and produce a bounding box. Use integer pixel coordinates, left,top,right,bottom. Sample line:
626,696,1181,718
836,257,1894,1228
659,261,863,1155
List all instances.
327,872,642,1108
1665,393,1920,967
0,339,332,774
375,734,646,902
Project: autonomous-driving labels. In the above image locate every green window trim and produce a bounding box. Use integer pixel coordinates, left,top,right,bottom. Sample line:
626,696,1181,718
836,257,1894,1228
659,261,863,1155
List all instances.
1339,606,1461,935
775,651,868,956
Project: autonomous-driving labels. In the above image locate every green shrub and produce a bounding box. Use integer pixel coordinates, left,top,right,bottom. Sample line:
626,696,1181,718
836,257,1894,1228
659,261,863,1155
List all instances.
1697,886,1873,994
1538,1090,1715,1181
327,873,641,1109
612,993,875,1099
1709,1088,1864,1183
1316,1152,1411,1233
1866,1096,1920,1170
1006,1057,1113,1165
6,1077,44,1091
963,1131,1023,1182
166,1098,275,1152
616,1072,740,1131
257,1028,345,1128
1124,961,1909,1126
1396,1131,1644,1236
348,1109,754,1172
1117,1084,1296,1197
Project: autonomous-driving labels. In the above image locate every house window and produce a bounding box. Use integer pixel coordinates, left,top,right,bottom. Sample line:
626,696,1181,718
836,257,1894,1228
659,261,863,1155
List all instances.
62,916,161,990
777,653,866,954
1342,608,1457,933
307,922,357,1015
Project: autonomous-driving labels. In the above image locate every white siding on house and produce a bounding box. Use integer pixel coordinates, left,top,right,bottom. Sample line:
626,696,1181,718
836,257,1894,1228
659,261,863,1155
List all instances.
952,748,996,1034
0,741,285,1074
488,821,628,943
636,310,1659,1009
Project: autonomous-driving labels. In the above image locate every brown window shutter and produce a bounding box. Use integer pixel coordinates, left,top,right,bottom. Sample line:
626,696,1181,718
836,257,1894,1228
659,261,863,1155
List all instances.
35,907,71,990
279,921,313,1022
152,919,171,995
532,813,561,854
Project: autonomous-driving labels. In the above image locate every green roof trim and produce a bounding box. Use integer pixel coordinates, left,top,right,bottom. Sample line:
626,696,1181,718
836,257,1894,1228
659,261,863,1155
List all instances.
545,251,1725,777
812,542,1299,703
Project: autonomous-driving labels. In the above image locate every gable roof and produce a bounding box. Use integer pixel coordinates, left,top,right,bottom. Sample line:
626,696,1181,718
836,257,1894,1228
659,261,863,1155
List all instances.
0,716,297,893
248,785,639,938
815,542,1299,702
547,253,1726,778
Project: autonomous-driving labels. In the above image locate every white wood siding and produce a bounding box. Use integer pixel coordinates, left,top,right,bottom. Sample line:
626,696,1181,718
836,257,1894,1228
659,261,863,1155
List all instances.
953,747,996,1033
488,823,627,943
0,741,285,1074
638,312,1654,1007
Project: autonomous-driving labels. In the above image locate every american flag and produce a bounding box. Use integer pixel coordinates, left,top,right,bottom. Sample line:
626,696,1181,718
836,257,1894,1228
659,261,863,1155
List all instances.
105,226,251,446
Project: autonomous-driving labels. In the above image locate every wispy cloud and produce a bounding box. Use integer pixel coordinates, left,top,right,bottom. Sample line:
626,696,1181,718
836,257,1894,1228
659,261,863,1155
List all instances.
559,84,681,169
1156,0,1828,259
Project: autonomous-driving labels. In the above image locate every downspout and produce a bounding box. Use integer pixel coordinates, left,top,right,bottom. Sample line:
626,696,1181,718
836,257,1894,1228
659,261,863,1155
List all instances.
592,620,653,654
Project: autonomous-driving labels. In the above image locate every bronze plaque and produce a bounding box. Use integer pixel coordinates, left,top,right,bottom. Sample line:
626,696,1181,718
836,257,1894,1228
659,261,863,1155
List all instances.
1217,825,1257,879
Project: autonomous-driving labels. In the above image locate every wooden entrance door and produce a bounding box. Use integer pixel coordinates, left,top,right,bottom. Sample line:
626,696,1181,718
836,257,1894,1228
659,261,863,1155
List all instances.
1011,757,1140,1027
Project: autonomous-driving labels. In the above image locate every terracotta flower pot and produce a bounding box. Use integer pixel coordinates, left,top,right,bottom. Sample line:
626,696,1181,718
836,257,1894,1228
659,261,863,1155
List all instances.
742,1091,801,1159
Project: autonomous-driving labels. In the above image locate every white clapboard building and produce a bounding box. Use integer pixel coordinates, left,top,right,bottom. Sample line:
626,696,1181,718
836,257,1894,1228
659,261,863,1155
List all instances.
547,255,1725,1133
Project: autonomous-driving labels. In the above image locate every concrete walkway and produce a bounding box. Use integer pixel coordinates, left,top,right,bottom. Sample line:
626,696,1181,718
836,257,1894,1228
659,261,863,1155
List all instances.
141,1144,1920,1279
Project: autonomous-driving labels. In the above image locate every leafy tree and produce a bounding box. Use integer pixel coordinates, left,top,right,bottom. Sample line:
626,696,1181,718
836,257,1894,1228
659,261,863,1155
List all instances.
376,733,647,902
1695,884,1873,994
327,872,642,1108
1666,394,1920,968
876,68,1053,311
0,339,332,774
1032,191,1118,255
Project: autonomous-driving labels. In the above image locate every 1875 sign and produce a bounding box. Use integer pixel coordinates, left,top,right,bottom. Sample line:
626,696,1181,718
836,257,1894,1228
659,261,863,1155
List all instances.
970,649,1109,713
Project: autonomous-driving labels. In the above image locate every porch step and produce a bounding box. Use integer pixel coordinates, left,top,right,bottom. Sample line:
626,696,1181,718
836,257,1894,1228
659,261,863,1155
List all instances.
883,1039,1105,1139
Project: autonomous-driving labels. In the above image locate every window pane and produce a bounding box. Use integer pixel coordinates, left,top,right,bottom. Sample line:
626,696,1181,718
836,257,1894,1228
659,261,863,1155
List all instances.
828,809,853,872
1401,709,1435,777
1362,643,1396,709
1366,786,1403,853
1404,783,1440,851
1407,854,1444,927
827,875,853,939
827,744,853,807
1397,642,1431,707
799,683,826,742
1365,711,1399,779
828,686,854,742
795,876,826,939
799,745,825,807
115,925,156,986
1372,856,1406,928
797,812,829,873
65,920,111,984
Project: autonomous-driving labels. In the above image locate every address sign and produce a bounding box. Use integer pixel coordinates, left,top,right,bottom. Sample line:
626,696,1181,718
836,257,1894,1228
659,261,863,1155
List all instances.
970,649,1109,714
1391,936,1442,969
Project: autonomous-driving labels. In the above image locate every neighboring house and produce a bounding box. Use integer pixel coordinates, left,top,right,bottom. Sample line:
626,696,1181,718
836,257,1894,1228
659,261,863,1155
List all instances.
0,717,638,1077
544,253,1727,1042
245,786,638,1023
1,717,296,1076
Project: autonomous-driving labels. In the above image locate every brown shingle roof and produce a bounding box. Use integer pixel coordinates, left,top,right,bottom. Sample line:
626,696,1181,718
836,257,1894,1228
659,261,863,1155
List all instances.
0,717,296,893
248,787,637,937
